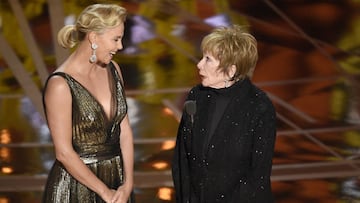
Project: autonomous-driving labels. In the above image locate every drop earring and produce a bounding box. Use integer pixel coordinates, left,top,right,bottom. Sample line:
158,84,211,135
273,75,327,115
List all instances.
89,43,98,63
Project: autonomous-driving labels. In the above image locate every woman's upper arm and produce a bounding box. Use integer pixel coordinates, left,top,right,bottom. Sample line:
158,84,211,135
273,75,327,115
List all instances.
120,114,132,139
44,76,74,157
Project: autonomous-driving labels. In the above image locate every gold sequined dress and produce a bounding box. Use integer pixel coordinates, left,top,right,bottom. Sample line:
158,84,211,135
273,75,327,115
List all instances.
42,63,128,203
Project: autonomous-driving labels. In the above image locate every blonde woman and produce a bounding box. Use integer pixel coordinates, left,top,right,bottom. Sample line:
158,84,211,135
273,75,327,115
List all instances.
42,4,133,203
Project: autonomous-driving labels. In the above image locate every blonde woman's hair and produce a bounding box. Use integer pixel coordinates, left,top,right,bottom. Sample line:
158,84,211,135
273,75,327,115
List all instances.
201,25,258,80
57,4,127,49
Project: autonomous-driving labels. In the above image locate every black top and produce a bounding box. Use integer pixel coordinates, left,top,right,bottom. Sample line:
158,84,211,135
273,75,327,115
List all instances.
172,78,277,203
204,86,232,156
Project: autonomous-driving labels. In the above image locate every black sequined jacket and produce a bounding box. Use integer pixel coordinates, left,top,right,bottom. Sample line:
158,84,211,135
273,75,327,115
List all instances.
172,78,277,203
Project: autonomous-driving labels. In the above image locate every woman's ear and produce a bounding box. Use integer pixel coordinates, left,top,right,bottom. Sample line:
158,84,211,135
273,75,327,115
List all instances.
229,65,236,78
88,31,97,44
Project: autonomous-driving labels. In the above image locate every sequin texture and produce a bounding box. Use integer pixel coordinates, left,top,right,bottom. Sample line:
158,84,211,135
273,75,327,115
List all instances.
42,63,128,203
172,78,277,203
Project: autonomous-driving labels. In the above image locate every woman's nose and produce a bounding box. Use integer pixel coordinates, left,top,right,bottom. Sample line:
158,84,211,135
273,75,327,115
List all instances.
117,42,123,50
197,59,203,69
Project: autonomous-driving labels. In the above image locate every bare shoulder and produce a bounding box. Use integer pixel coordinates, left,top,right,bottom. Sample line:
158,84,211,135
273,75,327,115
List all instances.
111,60,122,73
44,74,70,98
110,60,124,82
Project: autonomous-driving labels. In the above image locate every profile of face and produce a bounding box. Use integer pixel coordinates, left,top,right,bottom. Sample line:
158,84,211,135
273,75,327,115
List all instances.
91,24,125,64
197,52,231,89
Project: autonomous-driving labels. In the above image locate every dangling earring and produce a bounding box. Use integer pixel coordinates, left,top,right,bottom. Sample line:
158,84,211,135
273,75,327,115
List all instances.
89,43,98,63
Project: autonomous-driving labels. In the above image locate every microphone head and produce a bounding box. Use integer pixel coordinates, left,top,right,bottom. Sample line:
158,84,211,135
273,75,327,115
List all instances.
184,100,196,115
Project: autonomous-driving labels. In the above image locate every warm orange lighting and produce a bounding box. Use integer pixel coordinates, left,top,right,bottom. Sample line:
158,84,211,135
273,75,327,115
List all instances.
152,161,168,170
0,197,10,203
157,187,172,201
0,129,11,144
163,107,174,116
161,140,176,150
0,148,10,161
1,166,13,174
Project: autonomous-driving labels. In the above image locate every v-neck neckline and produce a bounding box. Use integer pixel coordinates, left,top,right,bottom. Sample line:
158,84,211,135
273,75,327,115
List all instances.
61,68,116,122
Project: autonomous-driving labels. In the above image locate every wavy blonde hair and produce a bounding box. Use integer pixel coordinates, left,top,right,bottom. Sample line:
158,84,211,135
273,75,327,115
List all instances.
57,4,127,49
201,25,258,80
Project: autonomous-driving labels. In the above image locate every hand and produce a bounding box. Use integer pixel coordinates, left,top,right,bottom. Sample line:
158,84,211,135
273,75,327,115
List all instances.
110,186,131,203
101,189,116,203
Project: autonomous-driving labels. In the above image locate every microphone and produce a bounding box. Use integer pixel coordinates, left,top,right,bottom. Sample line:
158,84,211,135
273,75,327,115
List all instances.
184,100,196,124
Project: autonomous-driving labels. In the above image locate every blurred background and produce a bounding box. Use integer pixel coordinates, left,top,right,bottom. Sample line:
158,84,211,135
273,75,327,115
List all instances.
0,0,360,202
